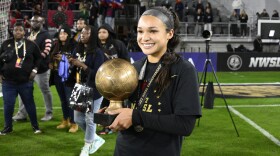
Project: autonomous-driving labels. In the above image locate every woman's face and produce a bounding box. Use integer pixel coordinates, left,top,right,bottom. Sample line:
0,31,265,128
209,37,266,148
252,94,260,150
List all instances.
59,31,68,42
137,15,173,62
98,28,109,42
81,28,91,44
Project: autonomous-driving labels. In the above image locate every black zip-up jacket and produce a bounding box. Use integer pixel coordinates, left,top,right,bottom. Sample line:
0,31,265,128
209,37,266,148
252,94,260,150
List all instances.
0,38,41,84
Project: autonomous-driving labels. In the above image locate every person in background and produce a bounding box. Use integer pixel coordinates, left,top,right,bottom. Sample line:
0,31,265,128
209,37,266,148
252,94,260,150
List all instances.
60,0,69,11
13,15,53,122
97,23,130,135
106,6,201,156
79,1,90,21
50,25,78,133
239,10,248,38
195,0,204,13
0,22,42,135
260,9,269,19
230,10,239,37
194,8,204,37
89,0,99,27
33,3,42,16
104,2,116,30
97,0,107,27
253,36,263,52
69,25,105,156
68,0,76,10
73,18,87,43
203,7,213,35
271,10,279,20
23,15,31,30
9,12,17,28
98,23,130,62
175,0,184,21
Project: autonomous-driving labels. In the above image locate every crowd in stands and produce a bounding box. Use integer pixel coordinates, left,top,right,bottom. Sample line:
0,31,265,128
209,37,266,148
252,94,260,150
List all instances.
2,0,278,59
7,0,280,43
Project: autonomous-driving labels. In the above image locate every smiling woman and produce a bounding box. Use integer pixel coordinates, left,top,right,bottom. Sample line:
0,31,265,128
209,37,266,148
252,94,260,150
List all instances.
107,6,202,156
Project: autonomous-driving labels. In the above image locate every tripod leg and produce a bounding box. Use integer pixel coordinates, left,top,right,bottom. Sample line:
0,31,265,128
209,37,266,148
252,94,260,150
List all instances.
208,61,240,137
197,60,209,127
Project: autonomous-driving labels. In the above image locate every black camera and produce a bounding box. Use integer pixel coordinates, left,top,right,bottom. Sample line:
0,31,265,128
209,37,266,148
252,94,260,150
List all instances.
0,51,14,63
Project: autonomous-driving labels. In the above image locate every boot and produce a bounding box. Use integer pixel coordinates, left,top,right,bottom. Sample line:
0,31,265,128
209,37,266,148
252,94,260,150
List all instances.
69,123,79,133
56,118,70,129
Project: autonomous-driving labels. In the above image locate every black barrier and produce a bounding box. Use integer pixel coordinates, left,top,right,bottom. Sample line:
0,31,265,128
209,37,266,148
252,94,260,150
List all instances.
218,52,280,71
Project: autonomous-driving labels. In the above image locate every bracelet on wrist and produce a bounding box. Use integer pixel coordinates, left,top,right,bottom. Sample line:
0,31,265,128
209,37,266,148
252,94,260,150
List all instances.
32,69,38,74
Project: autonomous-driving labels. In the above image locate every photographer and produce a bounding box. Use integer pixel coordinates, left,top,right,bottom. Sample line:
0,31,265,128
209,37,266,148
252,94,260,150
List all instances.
49,24,78,133
0,22,42,135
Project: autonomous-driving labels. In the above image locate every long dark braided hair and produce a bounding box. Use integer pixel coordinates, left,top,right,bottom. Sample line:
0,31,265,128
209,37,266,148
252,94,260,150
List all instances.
142,7,181,95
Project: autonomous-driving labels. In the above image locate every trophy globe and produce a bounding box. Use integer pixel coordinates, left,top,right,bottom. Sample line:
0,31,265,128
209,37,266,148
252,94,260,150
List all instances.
95,58,138,125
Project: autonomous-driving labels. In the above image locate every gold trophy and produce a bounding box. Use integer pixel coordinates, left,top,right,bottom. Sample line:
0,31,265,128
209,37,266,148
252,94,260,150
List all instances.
94,58,138,126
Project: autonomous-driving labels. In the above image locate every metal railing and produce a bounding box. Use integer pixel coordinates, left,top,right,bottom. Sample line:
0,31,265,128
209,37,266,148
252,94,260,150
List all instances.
178,21,254,39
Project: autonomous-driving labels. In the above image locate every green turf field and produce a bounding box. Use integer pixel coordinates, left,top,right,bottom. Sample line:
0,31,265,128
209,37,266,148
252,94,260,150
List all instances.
0,71,280,156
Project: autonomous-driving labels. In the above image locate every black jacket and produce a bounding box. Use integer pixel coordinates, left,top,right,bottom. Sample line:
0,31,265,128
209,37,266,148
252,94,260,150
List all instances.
0,38,41,84
27,29,52,74
98,24,130,62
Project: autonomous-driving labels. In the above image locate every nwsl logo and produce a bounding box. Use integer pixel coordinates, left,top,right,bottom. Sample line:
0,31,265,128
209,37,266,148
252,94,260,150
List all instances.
249,57,280,68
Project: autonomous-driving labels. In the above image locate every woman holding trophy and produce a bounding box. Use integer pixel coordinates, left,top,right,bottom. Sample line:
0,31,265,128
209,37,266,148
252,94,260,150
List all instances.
106,6,202,156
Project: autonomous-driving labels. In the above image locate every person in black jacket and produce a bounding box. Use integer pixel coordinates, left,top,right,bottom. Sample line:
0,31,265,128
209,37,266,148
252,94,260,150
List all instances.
239,10,248,38
89,1,99,27
0,22,42,135
97,23,130,135
203,7,213,34
98,23,130,63
50,24,79,133
107,7,201,156
13,15,53,122
69,25,105,155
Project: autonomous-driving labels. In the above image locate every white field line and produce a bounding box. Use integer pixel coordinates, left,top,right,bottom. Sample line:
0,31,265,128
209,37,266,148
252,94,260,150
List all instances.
229,106,280,147
0,107,64,110
215,104,280,108
200,82,280,86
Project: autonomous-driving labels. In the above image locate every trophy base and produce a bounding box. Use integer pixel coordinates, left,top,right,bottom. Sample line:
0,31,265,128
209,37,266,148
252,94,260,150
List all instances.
94,113,117,126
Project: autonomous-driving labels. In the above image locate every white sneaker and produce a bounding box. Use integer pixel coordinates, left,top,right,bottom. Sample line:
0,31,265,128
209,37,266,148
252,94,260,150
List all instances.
79,146,89,156
41,113,53,121
13,112,27,121
89,134,105,154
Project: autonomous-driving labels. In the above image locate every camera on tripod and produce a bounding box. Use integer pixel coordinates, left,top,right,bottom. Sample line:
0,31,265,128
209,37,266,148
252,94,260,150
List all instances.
202,30,212,41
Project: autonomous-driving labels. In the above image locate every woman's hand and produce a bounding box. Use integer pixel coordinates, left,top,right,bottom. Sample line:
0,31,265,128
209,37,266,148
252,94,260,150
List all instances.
49,63,53,70
68,58,87,70
108,108,133,131
53,54,62,61
69,58,81,67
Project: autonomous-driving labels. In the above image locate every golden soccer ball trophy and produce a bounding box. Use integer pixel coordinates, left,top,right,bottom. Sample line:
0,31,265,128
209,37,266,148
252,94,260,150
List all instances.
94,58,138,126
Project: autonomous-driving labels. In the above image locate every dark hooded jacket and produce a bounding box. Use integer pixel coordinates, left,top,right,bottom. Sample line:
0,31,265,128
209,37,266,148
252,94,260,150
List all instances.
97,23,130,62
